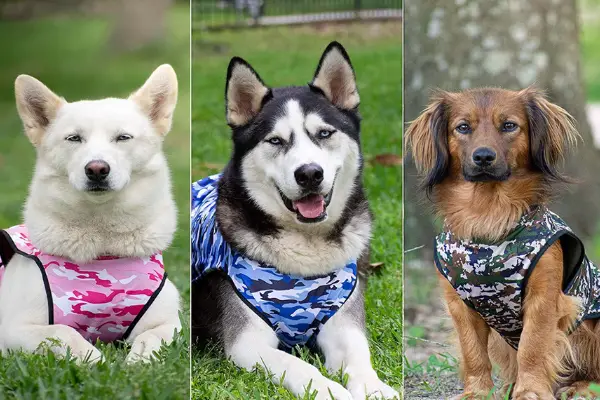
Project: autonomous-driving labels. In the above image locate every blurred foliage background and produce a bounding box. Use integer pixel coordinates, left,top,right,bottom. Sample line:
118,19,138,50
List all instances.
0,1,190,398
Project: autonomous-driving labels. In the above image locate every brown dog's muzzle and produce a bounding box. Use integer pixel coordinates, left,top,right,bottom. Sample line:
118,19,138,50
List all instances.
463,146,510,182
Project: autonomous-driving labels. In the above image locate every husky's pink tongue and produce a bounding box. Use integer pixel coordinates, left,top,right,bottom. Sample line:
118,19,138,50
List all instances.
293,194,325,218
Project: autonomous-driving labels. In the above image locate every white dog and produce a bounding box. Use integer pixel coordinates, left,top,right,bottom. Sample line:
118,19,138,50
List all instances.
0,65,181,363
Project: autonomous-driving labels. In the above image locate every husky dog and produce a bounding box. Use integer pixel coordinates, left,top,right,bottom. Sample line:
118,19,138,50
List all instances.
191,42,399,399
0,65,181,363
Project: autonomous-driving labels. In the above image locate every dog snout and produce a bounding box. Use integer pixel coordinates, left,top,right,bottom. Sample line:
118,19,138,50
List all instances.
85,160,110,182
294,163,324,189
472,147,497,168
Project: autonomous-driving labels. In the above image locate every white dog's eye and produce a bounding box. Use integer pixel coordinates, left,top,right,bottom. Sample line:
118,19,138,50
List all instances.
317,129,335,139
266,137,283,145
65,134,82,142
116,134,133,142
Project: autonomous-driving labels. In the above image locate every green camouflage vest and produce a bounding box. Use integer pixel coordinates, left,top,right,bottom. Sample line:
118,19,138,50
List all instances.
435,206,600,349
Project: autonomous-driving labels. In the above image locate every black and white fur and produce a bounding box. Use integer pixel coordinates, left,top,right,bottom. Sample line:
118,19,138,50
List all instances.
193,42,398,400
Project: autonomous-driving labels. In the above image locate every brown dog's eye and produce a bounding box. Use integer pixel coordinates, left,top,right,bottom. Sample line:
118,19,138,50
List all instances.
502,122,518,132
456,123,471,134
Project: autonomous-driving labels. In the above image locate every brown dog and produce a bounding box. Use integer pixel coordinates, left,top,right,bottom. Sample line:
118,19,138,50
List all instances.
406,87,600,399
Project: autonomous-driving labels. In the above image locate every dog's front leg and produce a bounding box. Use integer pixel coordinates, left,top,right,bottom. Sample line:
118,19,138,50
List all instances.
226,304,352,400
125,279,181,363
0,255,103,362
513,244,565,400
317,283,399,399
440,277,494,398
1,324,104,362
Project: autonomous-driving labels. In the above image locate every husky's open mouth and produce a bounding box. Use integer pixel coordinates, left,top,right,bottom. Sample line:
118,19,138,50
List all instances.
278,189,333,223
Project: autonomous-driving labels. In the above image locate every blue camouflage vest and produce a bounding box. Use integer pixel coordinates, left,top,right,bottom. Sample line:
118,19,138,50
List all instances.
435,206,600,349
191,174,358,350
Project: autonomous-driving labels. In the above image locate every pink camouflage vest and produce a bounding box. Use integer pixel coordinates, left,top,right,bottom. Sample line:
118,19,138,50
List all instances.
0,225,166,343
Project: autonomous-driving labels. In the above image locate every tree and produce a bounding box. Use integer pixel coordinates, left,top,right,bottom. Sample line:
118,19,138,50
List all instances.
404,0,600,251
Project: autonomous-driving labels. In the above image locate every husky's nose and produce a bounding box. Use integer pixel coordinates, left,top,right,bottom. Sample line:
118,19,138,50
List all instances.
85,160,110,182
294,163,324,189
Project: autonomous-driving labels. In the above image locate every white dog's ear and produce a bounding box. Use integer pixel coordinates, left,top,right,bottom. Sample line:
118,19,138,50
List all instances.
15,75,66,146
225,57,271,127
130,64,178,136
311,41,359,110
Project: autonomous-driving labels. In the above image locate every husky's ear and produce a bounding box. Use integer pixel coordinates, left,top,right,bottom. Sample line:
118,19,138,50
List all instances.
311,41,359,110
405,91,451,194
225,57,271,127
15,75,66,146
130,64,178,136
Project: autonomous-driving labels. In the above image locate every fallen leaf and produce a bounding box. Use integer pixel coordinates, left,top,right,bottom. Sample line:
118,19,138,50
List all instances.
371,153,402,166
370,262,384,268
198,162,225,170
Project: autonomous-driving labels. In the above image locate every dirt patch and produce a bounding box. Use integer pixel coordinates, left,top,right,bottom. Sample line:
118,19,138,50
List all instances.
404,281,463,399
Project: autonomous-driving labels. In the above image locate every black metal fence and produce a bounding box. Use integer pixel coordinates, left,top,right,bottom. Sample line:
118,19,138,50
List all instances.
193,0,402,31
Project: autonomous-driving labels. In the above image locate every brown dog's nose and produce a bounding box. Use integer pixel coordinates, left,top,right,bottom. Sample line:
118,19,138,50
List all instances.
85,160,110,182
472,148,496,167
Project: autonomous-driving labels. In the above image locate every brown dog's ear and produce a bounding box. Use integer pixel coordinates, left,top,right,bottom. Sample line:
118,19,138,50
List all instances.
15,75,66,146
311,41,359,110
225,57,271,127
522,87,580,181
405,92,451,193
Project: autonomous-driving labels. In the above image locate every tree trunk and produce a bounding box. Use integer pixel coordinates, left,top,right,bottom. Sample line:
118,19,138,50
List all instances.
404,0,600,252
109,0,172,51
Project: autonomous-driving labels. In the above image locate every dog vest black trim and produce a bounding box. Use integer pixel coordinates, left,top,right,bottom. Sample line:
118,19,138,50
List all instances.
434,206,600,349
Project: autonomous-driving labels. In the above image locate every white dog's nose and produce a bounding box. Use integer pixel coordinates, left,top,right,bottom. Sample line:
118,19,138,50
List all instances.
85,160,110,182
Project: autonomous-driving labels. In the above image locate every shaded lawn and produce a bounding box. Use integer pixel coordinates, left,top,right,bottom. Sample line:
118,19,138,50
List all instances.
191,22,402,399
0,5,190,399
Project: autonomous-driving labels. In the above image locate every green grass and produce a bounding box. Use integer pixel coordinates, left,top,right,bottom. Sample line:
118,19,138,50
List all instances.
0,5,190,399
581,0,600,101
191,22,402,398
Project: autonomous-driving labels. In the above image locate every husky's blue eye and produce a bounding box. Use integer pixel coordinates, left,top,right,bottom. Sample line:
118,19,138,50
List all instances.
455,123,471,134
65,134,82,142
116,134,133,142
317,130,334,139
267,137,283,145
502,122,518,132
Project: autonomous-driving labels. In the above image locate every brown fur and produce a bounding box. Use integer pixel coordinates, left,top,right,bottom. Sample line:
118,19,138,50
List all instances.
406,87,600,399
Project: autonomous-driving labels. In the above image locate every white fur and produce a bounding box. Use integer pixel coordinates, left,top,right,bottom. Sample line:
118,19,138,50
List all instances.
0,65,181,363
226,282,399,399
317,291,399,399
240,99,369,275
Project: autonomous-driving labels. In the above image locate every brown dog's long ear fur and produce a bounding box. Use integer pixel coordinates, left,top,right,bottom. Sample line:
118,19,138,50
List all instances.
522,87,580,182
405,92,451,194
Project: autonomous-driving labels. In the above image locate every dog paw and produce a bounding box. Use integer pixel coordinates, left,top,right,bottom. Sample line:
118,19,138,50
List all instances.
556,381,600,399
308,378,353,400
512,390,554,400
347,377,399,399
69,344,104,364
42,337,104,364
448,391,496,400
126,335,163,363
